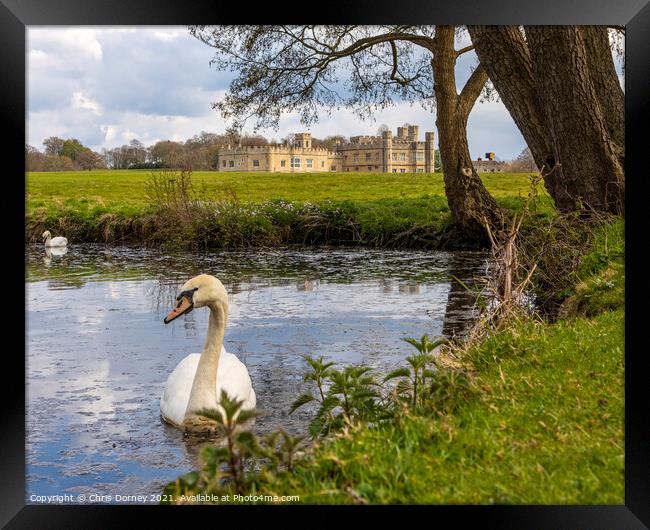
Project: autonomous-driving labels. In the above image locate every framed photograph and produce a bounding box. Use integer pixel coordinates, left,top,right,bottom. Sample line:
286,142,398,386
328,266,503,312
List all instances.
3,0,647,526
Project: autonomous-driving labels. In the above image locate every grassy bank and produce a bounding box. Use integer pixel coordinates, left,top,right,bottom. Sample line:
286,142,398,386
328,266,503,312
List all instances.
162,218,624,504
26,170,555,248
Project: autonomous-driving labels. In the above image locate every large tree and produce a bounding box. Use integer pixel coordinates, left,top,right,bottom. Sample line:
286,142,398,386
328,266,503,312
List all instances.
189,25,501,239
467,25,624,214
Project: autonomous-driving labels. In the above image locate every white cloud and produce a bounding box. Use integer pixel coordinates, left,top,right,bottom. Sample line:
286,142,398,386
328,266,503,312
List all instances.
71,91,102,115
153,30,184,42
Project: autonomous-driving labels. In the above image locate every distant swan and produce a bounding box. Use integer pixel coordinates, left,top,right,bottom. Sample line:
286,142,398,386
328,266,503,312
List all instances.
160,274,256,430
43,246,68,265
42,230,68,248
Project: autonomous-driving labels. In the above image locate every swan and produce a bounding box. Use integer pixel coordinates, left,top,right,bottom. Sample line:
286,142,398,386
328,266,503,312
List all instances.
160,274,256,430
42,230,68,248
43,246,68,266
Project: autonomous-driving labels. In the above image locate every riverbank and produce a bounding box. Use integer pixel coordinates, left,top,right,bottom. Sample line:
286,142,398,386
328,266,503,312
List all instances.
26,170,555,249
162,217,624,504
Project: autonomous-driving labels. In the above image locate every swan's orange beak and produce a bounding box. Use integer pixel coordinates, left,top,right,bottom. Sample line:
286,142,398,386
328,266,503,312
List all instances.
164,295,193,324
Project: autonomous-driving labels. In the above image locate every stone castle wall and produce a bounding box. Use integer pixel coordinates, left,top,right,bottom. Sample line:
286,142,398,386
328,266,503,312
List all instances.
216,126,436,173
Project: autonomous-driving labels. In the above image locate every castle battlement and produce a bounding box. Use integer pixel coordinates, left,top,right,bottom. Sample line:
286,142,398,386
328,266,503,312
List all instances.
222,144,335,155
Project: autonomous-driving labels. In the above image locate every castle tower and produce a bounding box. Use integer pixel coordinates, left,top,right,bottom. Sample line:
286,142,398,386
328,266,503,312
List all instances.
295,133,312,149
382,130,393,173
407,125,419,142
425,131,436,173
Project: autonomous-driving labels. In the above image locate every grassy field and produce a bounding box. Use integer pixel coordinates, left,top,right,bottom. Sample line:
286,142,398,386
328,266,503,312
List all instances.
26,169,547,214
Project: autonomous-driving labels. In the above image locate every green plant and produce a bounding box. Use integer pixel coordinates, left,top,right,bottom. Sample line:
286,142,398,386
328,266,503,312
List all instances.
384,335,445,408
162,391,306,503
291,357,382,438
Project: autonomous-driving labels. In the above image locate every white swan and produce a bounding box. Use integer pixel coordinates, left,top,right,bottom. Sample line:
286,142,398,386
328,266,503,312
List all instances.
42,230,68,248
43,246,68,266
160,274,256,430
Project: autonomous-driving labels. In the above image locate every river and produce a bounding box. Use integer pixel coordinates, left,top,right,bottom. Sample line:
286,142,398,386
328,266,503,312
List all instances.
26,244,488,503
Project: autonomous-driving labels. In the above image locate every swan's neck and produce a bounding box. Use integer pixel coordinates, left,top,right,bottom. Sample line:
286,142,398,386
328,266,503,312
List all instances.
184,301,227,422
44,234,51,245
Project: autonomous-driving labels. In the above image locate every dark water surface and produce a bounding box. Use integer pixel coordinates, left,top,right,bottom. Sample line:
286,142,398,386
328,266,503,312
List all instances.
26,244,488,503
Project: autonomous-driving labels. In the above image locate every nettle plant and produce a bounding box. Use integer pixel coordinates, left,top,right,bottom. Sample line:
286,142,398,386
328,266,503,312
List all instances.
290,358,384,438
290,334,472,437
162,391,305,502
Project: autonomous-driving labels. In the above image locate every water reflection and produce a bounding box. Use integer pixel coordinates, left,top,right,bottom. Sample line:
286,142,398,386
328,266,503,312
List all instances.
441,253,489,339
26,244,489,502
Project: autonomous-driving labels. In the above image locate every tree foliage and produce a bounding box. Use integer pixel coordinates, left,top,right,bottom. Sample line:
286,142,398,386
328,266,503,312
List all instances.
189,25,439,131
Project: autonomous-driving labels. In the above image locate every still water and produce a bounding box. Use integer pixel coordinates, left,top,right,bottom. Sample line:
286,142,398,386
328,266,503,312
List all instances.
26,244,488,503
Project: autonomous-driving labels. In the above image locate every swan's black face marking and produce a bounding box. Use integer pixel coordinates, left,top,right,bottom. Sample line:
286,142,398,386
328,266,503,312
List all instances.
164,287,198,324
177,287,199,301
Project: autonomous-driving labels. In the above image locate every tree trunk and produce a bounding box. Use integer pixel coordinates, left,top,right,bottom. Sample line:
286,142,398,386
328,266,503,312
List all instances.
469,25,625,215
525,26,624,214
581,26,625,161
467,26,561,200
431,26,502,240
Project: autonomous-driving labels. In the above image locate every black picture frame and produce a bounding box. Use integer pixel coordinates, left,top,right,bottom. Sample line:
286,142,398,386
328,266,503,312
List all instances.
3,1,648,527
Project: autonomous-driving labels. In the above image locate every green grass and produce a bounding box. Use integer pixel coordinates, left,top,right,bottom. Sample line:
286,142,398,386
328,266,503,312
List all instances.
26,170,550,214
278,310,623,504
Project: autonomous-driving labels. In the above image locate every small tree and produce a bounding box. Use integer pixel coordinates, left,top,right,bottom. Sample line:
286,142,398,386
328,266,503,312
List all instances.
376,124,390,135
76,149,105,171
61,138,87,161
509,147,537,173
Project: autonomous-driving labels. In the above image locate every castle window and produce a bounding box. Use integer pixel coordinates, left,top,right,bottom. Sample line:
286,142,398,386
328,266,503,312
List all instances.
367,166,372,170
229,160,234,167
253,159,260,167
306,159,313,168
331,165,337,171
400,168,406,173
365,152,371,160
222,160,227,167
291,157,301,168
353,153,359,162
392,169,397,173
392,153,397,161
416,168,423,173
280,160,286,167
400,153,406,161
416,152,424,161
321,161,325,167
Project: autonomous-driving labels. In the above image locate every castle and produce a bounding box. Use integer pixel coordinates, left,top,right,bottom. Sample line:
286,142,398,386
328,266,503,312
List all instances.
216,125,436,173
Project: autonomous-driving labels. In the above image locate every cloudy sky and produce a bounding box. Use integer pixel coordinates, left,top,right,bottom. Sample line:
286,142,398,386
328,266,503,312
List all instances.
26,27,623,161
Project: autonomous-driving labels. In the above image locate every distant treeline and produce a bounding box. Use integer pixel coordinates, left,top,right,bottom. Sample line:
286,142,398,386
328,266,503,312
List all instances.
26,130,534,173
26,131,352,172
26,138,106,172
